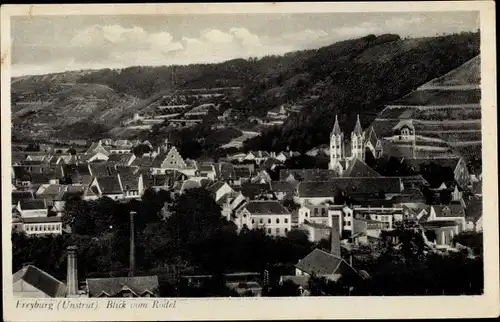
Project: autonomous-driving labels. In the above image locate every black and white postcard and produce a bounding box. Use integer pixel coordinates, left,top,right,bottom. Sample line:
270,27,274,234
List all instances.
1,2,498,321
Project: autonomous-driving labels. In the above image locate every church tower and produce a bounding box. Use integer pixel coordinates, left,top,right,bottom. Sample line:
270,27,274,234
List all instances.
329,115,344,170
351,114,364,161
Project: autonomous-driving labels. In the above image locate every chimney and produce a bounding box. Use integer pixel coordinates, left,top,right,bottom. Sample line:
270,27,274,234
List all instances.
66,245,78,297
330,217,341,258
128,211,136,277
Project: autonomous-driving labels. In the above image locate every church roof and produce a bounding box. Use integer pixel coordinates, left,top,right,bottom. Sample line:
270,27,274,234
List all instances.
342,158,381,178
353,115,363,135
365,126,378,147
331,115,342,136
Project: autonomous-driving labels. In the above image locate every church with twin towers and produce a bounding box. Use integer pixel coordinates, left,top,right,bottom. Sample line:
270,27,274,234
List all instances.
328,114,382,174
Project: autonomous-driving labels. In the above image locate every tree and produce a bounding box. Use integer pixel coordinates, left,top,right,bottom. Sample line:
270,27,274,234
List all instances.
166,187,229,263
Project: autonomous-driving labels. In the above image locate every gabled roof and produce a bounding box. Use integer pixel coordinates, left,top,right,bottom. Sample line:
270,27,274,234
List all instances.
120,173,141,191
239,182,272,198
342,159,381,178
331,115,342,136
115,165,139,176
259,157,283,170
86,141,110,156
95,176,123,195
107,153,134,165
86,276,159,297
131,155,155,168
392,119,415,131
13,265,67,297
432,204,466,218
295,248,357,276
242,200,290,215
37,184,67,198
353,114,363,135
270,181,298,193
89,163,112,177
151,152,168,168
365,126,378,147
19,199,47,210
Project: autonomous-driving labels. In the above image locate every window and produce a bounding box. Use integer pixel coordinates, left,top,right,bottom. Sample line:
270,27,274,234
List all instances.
267,228,272,234
285,218,288,223
347,222,351,226
252,219,255,224
268,218,271,224
314,208,319,216
284,228,288,234
260,218,263,224
276,218,280,224
276,228,280,234
321,208,326,216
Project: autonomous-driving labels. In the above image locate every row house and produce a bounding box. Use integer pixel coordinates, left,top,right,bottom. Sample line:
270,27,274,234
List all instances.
89,173,144,200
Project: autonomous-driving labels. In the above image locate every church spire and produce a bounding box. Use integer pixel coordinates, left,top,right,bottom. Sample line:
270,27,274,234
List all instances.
332,115,342,135
353,114,362,136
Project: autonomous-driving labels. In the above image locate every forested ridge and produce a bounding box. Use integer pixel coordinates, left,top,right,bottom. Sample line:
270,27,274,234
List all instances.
12,32,480,153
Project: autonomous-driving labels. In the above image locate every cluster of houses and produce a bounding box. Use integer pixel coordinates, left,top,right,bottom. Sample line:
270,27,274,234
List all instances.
11,127,482,246
10,112,483,297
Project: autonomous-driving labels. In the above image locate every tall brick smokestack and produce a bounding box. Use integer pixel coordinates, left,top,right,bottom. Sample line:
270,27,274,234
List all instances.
66,245,78,297
128,211,136,277
330,216,341,258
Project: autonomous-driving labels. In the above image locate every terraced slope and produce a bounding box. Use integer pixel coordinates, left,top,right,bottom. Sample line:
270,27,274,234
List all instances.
372,55,481,160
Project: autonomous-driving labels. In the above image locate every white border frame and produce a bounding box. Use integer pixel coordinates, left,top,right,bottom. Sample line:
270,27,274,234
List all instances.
1,2,498,320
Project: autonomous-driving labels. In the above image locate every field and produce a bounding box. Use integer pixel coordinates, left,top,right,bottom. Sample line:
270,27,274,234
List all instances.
391,89,481,106
370,55,482,159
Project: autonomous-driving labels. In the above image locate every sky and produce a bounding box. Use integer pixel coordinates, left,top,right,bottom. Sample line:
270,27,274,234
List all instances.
11,11,479,77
